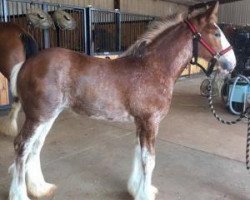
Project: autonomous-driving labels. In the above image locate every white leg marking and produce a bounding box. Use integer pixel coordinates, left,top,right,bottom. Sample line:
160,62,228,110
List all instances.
128,145,158,200
9,113,60,200
26,116,59,198
0,101,21,136
9,142,33,200
9,161,31,200
10,62,24,96
128,144,143,196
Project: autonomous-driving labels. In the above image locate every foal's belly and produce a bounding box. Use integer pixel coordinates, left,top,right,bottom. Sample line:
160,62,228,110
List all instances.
71,76,134,122
90,110,134,122
72,97,134,122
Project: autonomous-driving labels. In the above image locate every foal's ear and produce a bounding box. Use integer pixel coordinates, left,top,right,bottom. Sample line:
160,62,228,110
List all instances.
205,1,219,23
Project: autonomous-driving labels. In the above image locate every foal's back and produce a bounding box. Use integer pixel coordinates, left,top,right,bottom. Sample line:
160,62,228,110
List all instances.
17,48,143,121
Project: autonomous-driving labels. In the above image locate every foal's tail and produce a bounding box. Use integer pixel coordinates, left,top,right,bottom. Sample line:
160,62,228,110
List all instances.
0,100,21,137
20,33,39,59
0,61,23,137
0,61,24,137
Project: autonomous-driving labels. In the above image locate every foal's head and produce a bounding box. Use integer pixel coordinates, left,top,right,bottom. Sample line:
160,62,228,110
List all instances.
191,2,236,73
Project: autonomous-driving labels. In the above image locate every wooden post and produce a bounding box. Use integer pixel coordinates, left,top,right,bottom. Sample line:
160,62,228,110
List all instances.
114,0,120,10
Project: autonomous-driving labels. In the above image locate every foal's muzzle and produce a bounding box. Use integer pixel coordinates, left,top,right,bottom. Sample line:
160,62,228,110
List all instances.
218,57,236,73
185,20,236,76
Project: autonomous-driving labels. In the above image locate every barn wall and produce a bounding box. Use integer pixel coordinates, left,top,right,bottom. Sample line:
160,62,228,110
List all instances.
47,0,114,10
219,0,250,26
4,0,187,18
46,0,187,16
120,0,187,17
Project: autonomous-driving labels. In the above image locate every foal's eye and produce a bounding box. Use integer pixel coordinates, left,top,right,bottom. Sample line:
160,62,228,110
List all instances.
214,32,221,38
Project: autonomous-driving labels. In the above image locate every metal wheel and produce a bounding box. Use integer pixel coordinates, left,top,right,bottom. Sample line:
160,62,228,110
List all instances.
200,79,210,97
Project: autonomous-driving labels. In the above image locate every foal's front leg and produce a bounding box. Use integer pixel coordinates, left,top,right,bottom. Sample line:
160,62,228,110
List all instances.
128,117,159,200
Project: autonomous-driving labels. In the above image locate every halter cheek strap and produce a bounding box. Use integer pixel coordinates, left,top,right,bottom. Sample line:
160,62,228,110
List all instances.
185,20,233,76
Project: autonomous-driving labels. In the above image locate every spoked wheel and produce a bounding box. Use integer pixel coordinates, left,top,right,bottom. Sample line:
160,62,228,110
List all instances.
200,79,218,97
200,79,210,97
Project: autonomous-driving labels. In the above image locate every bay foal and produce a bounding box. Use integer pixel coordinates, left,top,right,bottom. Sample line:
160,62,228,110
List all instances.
7,3,236,200
0,22,38,136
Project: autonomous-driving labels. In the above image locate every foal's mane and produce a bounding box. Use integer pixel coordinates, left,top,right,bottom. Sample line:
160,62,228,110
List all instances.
120,13,184,58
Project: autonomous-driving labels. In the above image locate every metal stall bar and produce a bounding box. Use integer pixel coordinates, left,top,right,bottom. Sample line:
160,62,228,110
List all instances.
115,9,121,52
42,2,50,49
85,6,92,55
1,0,8,22
0,0,3,21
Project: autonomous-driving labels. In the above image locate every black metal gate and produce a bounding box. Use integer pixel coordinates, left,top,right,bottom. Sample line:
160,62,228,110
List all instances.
1,0,87,52
0,0,156,55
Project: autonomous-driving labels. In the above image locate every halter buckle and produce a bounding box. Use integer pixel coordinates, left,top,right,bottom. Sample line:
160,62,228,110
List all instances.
213,53,221,60
193,32,201,39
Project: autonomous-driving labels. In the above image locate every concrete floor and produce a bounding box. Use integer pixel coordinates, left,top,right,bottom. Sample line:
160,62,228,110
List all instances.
1,76,250,200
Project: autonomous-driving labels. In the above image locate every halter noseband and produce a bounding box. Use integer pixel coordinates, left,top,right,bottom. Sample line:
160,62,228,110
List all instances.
185,20,232,76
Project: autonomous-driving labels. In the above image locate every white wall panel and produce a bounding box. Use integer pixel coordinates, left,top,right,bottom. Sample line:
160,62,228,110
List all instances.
46,0,187,16
219,0,250,26
47,0,114,10
120,0,187,17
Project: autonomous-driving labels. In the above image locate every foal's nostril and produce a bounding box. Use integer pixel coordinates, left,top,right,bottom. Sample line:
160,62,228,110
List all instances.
219,58,235,73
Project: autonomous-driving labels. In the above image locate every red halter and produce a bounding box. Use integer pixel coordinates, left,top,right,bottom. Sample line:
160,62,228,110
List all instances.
185,20,232,58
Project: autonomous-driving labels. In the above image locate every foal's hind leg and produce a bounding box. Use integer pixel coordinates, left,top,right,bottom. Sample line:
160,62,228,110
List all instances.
25,115,59,198
9,119,38,200
9,114,59,200
128,116,159,200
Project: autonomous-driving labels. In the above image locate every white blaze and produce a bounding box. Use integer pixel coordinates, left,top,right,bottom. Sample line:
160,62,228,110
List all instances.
216,24,236,71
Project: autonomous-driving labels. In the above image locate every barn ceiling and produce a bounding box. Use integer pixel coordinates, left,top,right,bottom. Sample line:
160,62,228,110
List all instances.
163,0,242,6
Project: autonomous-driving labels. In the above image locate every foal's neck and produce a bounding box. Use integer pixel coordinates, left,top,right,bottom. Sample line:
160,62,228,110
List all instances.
146,22,193,82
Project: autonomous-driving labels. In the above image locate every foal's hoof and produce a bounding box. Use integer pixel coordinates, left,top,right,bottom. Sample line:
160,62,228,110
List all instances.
9,193,31,200
134,185,158,200
44,183,57,197
151,185,158,195
28,183,57,198
150,185,158,200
